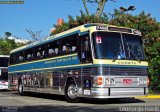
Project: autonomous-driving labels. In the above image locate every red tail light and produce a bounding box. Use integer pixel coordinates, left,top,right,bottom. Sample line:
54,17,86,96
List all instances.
147,78,150,86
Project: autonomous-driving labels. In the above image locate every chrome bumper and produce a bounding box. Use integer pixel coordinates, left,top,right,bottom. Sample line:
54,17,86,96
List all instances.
81,87,148,98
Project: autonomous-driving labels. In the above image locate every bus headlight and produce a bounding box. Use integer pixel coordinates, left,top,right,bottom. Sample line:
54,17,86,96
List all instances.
105,78,115,85
93,76,103,86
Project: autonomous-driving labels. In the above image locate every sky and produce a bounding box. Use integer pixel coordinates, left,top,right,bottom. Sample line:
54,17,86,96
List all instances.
0,0,159,40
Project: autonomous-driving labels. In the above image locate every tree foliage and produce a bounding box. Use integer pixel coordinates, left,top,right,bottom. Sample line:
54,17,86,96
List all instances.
0,38,18,55
0,32,24,55
50,11,108,35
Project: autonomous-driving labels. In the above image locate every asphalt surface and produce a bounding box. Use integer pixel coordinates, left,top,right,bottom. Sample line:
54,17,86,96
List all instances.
0,90,160,112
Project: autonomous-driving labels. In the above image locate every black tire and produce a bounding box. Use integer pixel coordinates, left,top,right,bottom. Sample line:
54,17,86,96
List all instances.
65,80,79,103
18,82,25,96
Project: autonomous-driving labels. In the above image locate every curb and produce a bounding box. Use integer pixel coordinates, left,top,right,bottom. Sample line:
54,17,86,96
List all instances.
135,95,160,99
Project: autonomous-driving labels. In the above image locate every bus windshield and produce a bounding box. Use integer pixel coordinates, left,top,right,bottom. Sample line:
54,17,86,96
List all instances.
0,70,8,80
0,57,9,67
92,32,145,60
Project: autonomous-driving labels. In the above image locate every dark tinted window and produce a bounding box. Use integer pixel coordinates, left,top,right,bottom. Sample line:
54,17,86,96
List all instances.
0,57,9,67
92,32,145,60
0,70,8,80
78,34,92,63
92,32,121,59
123,34,145,60
10,34,78,64
60,35,77,55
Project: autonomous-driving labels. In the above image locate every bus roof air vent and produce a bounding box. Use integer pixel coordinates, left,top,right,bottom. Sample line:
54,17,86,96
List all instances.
108,27,132,33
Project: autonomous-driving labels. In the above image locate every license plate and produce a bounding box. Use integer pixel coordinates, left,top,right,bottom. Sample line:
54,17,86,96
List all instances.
123,79,132,84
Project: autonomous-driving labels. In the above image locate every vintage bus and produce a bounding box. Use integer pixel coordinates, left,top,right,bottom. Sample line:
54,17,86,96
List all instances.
0,55,9,90
8,23,149,102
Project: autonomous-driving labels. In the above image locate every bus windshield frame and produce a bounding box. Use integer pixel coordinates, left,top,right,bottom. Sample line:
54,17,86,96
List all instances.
92,31,146,61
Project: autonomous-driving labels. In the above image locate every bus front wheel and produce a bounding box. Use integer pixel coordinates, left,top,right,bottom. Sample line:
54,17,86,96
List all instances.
18,82,24,96
65,80,79,103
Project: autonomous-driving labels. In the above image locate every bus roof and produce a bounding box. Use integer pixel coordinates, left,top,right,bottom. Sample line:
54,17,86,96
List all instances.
10,23,141,54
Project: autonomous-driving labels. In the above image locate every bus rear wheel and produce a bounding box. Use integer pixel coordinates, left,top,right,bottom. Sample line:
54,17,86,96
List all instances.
18,82,24,96
65,80,79,103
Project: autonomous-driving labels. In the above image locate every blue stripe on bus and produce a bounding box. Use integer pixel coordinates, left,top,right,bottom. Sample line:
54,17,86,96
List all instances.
9,55,80,72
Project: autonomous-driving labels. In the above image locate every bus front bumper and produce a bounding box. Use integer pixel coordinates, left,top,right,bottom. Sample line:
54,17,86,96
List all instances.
81,87,148,98
0,84,8,90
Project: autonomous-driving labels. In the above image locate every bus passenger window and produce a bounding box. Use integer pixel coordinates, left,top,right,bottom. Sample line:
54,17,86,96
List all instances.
37,52,41,58
66,44,71,53
19,56,24,62
41,51,45,58
48,49,55,56
62,45,67,53
27,54,32,60
55,48,59,54
47,41,59,57
72,46,76,52
60,35,77,55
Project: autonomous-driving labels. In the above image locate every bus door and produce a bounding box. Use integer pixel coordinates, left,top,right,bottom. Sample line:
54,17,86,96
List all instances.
78,34,93,90
78,34,92,63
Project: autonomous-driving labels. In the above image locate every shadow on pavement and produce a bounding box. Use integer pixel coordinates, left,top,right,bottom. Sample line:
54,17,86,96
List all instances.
18,105,119,112
0,90,10,92
13,91,145,105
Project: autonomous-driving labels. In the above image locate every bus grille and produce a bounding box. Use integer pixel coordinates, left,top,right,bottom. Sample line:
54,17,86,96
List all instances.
92,67,147,76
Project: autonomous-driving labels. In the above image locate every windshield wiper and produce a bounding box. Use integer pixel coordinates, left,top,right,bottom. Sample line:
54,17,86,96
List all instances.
112,50,121,62
130,49,141,63
112,44,123,62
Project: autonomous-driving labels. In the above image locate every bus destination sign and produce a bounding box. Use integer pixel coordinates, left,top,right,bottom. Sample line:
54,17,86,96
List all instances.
96,26,108,30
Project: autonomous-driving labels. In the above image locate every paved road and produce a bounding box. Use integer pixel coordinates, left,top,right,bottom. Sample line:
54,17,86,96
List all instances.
0,90,160,112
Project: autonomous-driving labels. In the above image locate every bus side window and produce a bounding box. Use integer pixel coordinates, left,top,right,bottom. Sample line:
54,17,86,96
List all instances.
19,56,24,62
79,35,92,63
46,41,60,57
60,35,77,55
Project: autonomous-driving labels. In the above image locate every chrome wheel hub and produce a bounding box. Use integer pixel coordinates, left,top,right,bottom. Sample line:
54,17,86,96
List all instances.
67,84,78,99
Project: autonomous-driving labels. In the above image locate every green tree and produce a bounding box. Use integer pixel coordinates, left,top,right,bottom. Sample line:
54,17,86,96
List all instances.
50,11,108,35
0,32,24,55
0,38,18,55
